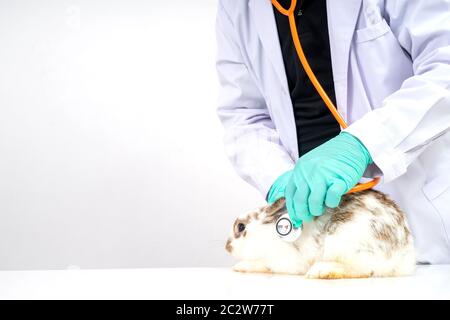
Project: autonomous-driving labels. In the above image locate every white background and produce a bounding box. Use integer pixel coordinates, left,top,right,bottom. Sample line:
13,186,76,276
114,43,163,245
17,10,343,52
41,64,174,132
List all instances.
0,0,264,270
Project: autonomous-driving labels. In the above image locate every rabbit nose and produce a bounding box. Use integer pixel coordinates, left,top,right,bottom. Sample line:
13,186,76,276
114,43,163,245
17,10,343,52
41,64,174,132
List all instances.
225,239,233,253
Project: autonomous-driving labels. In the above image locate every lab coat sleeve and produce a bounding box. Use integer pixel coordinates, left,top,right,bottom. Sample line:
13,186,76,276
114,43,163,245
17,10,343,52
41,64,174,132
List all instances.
215,2,295,198
345,0,450,183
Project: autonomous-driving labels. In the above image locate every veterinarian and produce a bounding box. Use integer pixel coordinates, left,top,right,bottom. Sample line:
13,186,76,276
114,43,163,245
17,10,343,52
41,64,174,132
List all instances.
216,0,450,264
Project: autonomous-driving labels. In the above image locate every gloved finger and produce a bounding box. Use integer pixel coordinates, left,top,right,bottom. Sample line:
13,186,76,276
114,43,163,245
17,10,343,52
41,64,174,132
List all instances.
290,200,303,229
292,177,310,221
267,186,276,204
301,213,314,223
267,170,292,204
285,178,300,226
325,179,347,208
267,189,283,204
308,178,327,216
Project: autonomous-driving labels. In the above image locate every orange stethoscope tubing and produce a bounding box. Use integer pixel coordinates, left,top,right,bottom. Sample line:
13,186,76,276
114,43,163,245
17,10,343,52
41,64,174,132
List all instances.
272,0,380,194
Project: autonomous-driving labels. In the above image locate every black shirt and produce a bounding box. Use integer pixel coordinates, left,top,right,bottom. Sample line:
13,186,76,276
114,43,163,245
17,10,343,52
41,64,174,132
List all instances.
273,0,340,157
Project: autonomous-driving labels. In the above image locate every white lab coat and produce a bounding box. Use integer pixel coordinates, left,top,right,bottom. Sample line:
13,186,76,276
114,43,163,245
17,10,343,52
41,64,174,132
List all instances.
215,0,450,264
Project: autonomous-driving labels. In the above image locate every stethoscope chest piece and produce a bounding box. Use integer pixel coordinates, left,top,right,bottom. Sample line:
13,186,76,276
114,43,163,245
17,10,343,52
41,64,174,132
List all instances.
276,213,302,242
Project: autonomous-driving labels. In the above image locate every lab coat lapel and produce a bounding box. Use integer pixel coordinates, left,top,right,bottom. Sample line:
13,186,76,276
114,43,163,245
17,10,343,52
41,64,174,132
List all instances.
248,0,299,158
327,0,362,122
248,0,290,93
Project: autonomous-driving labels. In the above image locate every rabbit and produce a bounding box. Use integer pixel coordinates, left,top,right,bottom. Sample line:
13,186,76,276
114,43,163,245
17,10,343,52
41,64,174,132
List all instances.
225,190,416,279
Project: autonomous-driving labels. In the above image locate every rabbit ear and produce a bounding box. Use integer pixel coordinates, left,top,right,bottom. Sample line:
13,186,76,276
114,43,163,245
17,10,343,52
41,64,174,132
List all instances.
264,198,286,217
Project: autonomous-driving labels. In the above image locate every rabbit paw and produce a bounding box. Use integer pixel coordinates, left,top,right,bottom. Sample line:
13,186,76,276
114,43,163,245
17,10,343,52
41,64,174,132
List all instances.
305,261,372,279
305,262,349,279
232,261,271,274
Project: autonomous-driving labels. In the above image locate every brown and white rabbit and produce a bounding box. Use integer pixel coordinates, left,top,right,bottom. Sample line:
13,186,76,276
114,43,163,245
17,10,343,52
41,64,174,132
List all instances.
225,190,416,279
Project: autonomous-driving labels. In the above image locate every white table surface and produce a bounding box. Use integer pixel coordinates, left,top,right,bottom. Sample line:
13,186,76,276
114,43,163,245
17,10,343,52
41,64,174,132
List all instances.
0,266,449,300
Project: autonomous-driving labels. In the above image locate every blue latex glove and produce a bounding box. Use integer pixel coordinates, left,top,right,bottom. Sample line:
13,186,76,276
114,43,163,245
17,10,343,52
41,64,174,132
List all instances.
267,170,293,204
286,132,373,228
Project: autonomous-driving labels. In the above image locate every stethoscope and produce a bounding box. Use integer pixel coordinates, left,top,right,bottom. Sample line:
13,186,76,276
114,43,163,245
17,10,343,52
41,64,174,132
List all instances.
272,0,380,241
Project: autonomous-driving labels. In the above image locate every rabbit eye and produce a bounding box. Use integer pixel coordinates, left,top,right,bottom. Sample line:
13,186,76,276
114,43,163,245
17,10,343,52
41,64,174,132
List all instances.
237,223,246,233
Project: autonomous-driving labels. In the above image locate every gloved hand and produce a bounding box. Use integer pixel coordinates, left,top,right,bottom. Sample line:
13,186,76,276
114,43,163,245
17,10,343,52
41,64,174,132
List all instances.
267,170,293,204
286,132,373,228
